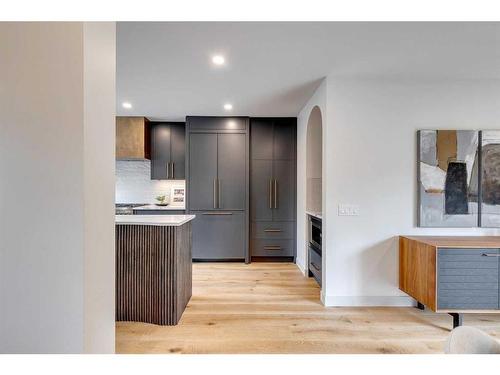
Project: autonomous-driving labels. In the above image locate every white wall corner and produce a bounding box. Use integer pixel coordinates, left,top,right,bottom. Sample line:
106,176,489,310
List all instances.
295,78,327,291
320,289,326,305
295,261,307,277
83,21,116,354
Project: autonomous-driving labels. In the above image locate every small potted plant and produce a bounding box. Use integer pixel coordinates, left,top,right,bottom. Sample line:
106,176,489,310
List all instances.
155,195,168,206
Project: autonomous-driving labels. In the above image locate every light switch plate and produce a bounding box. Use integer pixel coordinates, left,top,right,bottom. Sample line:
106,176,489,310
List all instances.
338,204,360,216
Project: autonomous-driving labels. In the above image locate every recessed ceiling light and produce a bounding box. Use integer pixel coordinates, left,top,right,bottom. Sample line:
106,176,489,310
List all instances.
212,55,225,65
122,102,132,109
223,103,233,111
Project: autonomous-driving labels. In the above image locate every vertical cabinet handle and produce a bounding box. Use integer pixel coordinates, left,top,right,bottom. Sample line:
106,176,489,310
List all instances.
213,178,217,209
171,162,175,179
274,179,278,209
166,162,170,179
269,179,273,209
218,179,221,209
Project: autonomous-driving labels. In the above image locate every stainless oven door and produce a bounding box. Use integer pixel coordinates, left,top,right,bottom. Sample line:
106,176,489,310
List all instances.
308,216,322,250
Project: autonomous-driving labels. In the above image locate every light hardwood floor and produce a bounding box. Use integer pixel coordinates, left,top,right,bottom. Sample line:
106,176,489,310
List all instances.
116,262,500,354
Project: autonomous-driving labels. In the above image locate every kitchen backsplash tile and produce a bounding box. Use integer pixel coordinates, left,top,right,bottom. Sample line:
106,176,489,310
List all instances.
116,160,185,205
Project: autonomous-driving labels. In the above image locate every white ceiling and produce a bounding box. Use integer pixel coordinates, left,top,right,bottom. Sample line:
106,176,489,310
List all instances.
117,22,500,121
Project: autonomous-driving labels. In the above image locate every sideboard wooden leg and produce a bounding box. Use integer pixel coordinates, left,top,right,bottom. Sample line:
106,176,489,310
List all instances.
416,302,425,310
449,313,463,329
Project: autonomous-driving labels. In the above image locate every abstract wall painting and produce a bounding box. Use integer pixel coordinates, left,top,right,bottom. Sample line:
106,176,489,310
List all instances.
480,131,500,227
418,130,479,227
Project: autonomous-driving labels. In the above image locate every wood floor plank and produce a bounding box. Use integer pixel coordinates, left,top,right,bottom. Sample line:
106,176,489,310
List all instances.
116,262,500,354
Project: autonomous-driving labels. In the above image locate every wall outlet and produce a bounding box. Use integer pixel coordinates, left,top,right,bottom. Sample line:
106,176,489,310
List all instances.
338,204,360,216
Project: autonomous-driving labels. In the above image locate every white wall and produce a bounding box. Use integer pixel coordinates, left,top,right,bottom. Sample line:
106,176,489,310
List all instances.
296,80,326,287
116,160,186,206
322,78,500,306
83,22,116,354
0,22,115,353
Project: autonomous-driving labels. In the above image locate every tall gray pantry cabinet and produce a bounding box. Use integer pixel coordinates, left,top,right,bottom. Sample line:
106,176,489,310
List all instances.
250,118,297,260
186,117,250,262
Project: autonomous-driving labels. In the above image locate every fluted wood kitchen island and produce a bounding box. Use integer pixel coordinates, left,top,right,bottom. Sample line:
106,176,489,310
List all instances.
115,215,195,325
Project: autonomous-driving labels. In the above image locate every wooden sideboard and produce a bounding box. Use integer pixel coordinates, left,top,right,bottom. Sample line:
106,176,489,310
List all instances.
399,236,500,328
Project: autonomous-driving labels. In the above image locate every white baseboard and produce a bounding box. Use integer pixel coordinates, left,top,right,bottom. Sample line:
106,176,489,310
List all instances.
295,261,307,277
323,295,415,307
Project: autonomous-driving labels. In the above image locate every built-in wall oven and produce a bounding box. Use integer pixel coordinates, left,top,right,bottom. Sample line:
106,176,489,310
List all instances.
309,216,322,251
308,215,322,287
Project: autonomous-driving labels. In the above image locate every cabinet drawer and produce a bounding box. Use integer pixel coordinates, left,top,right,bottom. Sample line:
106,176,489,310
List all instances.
251,221,294,240
437,248,499,310
188,117,247,131
309,246,322,286
251,239,294,257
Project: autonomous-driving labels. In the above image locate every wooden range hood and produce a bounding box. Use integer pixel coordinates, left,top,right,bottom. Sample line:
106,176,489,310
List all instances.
116,116,151,160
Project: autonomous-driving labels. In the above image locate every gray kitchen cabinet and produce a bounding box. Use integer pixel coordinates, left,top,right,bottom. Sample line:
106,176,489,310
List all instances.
272,159,295,221
188,133,218,210
251,239,294,257
170,123,186,179
250,117,297,260
188,116,247,131
151,122,185,180
186,116,249,262
250,119,274,159
251,221,294,240
188,132,247,211
250,159,273,221
151,123,171,179
191,211,246,260
273,118,295,160
218,133,247,210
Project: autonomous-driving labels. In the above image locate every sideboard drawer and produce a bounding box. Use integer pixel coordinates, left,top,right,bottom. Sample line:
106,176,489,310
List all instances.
437,248,499,310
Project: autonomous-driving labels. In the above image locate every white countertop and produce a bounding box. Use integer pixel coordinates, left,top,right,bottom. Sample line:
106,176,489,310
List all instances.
306,211,322,220
133,204,186,211
116,214,195,226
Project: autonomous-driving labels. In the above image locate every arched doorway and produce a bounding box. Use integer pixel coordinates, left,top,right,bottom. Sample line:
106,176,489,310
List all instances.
306,106,323,215
306,106,323,290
